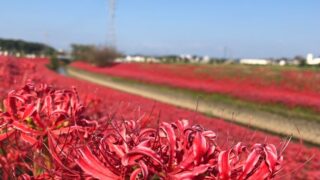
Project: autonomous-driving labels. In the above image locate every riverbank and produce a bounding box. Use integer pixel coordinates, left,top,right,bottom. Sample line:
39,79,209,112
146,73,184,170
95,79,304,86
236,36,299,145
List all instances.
66,66,320,145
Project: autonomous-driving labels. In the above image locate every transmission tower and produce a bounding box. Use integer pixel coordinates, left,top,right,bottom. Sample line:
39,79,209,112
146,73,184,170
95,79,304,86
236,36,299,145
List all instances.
108,0,116,48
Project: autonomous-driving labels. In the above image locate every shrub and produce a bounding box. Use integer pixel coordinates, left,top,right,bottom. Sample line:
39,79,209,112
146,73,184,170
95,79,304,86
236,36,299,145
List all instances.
71,44,121,67
47,55,59,70
88,46,121,67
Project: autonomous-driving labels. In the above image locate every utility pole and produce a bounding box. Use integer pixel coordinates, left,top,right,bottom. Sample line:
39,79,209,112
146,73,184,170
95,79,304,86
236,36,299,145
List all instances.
108,0,116,49
223,46,228,59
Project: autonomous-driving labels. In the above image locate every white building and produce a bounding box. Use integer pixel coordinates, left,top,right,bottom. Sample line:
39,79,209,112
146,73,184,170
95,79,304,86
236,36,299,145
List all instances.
115,56,160,63
306,53,320,65
25,54,36,59
179,54,209,63
202,56,210,63
180,54,193,60
279,60,286,66
2,51,9,56
240,59,270,65
128,56,144,62
145,57,160,63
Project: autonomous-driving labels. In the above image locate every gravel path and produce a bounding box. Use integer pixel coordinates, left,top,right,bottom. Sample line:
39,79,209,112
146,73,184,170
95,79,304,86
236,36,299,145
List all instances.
67,67,320,145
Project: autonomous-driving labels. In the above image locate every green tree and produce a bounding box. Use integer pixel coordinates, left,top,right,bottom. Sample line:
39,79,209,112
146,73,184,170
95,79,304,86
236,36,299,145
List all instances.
71,44,122,67
0,38,56,56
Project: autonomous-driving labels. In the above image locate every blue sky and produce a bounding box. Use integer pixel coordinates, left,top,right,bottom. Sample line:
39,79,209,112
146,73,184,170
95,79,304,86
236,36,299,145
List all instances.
0,0,319,58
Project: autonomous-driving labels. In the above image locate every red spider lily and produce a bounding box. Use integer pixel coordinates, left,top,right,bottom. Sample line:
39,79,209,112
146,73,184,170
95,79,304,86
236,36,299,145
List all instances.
0,56,38,98
71,61,320,112
3,82,86,128
76,119,285,179
2,57,317,179
0,82,94,179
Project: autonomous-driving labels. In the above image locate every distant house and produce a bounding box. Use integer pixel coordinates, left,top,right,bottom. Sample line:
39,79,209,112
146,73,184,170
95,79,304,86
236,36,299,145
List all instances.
115,55,150,63
278,60,286,66
25,54,36,59
306,53,320,65
57,54,72,63
125,56,145,62
0,51,9,56
240,59,270,65
115,56,158,63
145,57,160,63
57,50,72,63
201,56,211,63
179,54,212,64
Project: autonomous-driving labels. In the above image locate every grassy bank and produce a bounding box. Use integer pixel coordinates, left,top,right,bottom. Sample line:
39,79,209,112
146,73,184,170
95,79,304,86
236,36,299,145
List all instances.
68,66,320,123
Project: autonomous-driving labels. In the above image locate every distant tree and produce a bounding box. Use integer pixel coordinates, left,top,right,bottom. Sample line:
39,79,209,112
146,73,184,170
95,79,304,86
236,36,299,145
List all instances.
71,44,122,67
0,38,56,56
88,47,122,66
47,55,59,70
294,55,305,61
71,44,94,60
294,55,307,67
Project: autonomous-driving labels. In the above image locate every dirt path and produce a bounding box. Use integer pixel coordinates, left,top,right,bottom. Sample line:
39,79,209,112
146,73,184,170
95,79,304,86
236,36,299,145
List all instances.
66,67,320,145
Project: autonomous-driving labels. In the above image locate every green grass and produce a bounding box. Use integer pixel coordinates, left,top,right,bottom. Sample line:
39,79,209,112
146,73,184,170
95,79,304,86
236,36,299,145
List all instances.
68,66,320,123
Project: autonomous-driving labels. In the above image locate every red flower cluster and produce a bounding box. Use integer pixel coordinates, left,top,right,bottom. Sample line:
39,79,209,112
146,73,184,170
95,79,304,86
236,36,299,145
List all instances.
1,56,319,179
0,82,94,178
0,56,37,96
79,119,285,179
71,62,320,112
0,82,284,179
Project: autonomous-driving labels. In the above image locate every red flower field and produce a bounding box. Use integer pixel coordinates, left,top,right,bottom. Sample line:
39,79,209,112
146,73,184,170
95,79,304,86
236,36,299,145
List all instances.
71,62,320,112
0,56,319,179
